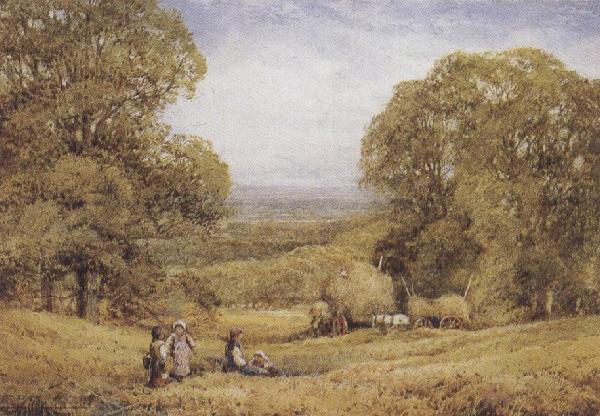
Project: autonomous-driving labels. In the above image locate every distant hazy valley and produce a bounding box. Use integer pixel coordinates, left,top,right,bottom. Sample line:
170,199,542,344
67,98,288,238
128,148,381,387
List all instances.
228,184,386,220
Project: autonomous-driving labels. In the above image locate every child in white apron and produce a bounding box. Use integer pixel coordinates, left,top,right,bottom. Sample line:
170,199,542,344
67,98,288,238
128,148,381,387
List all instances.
166,319,195,381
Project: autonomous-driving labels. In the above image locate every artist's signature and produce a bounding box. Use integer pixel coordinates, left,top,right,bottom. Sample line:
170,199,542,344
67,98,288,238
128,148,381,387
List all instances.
0,404,85,415
0,400,165,416
0,395,174,416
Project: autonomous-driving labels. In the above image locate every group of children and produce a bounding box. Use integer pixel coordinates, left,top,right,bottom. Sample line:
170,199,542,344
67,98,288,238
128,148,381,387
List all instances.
224,328,281,376
145,319,195,387
145,320,280,388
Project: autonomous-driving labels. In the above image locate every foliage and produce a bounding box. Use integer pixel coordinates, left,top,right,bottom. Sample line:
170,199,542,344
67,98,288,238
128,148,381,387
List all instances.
410,213,480,298
176,271,222,310
0,0,205,171
147,216,364,269
142,134,231,235
0,0,230,319
362,48,600,323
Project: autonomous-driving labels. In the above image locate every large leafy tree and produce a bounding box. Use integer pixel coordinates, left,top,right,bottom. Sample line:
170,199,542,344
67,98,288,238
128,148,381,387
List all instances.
443,49,600,319
142,134,232,235
362,48,600,321
361,80,456,225
0,0,230,318
0,0,204,169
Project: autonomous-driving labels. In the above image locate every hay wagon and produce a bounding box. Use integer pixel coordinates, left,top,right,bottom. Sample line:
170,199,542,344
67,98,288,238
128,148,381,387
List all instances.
407,295,469,330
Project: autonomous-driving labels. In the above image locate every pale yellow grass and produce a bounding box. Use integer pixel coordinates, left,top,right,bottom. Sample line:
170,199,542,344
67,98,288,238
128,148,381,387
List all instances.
214,306,311,343
2,307,600,415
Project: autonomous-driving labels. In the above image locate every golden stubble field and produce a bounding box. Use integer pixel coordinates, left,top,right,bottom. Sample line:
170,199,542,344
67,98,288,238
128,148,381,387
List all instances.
2,307,600,416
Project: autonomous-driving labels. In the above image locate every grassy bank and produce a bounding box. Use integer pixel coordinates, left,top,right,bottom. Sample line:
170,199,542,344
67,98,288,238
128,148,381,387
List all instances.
175,215,391,307
2,308,600,415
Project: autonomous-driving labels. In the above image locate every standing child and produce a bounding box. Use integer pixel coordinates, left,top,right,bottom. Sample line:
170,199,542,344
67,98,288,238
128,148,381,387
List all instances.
166,319,195,381
147,326,169,388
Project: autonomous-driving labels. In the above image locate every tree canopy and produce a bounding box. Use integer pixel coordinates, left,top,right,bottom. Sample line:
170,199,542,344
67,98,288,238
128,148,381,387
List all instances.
0,0,230,319
362,48,600,323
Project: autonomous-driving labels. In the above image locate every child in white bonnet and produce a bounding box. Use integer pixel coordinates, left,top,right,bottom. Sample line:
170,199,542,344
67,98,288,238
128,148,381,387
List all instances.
165,319,195,381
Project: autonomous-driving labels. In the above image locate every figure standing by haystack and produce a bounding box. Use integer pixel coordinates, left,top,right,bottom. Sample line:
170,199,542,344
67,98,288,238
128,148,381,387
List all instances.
331,310,348,337
145,326,169,388
166,319,195,381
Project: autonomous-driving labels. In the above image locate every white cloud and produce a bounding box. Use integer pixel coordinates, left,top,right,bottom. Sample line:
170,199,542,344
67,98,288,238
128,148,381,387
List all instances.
162,0,600,186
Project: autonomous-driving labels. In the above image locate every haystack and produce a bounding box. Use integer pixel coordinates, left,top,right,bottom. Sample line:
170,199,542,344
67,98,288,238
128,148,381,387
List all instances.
309,301,330,320
408,294,470,321
327,262,395,323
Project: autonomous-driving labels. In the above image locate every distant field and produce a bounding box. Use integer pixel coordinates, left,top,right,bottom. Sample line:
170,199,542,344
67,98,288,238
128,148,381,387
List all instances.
227,184,386,221
148,218,359,269
3,307,600,415
167,214,391,308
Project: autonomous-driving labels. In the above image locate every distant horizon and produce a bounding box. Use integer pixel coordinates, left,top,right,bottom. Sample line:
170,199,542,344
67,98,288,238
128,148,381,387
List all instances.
227,180,386,221
229,182,368,191
161,0,600,187
228,182,383,201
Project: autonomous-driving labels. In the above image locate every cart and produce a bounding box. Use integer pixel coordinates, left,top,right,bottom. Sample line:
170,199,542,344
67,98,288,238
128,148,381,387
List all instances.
408,295,469,330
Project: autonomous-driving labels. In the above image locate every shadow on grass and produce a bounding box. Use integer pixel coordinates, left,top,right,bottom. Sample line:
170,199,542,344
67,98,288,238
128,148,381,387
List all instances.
197,353,329,377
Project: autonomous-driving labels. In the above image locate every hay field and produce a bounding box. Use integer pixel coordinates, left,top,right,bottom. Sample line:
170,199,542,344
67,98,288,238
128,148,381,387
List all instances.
2,307,600,415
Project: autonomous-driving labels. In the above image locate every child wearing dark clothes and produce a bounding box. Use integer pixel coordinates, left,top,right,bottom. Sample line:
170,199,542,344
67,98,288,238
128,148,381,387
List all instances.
147,326,169,388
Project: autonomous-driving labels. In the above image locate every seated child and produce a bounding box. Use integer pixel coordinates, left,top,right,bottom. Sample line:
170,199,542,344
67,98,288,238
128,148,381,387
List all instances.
225,328,246,371
224,328,265,376
250,350,281,376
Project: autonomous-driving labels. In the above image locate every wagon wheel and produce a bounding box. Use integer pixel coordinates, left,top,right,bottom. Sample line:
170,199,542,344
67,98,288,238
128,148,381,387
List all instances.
414,317,433,329
440,316,463,330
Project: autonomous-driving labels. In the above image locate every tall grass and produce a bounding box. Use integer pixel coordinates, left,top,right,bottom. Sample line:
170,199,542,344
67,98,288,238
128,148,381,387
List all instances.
4,307,600,415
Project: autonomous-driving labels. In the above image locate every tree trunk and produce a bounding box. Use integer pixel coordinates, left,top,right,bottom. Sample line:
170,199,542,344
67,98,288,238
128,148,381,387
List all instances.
531,287,552,320
41,275,53,312
545,288,554,319
76,269,88,318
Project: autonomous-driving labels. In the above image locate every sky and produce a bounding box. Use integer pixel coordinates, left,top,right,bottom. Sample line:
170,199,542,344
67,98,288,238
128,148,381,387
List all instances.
160,0,600,188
